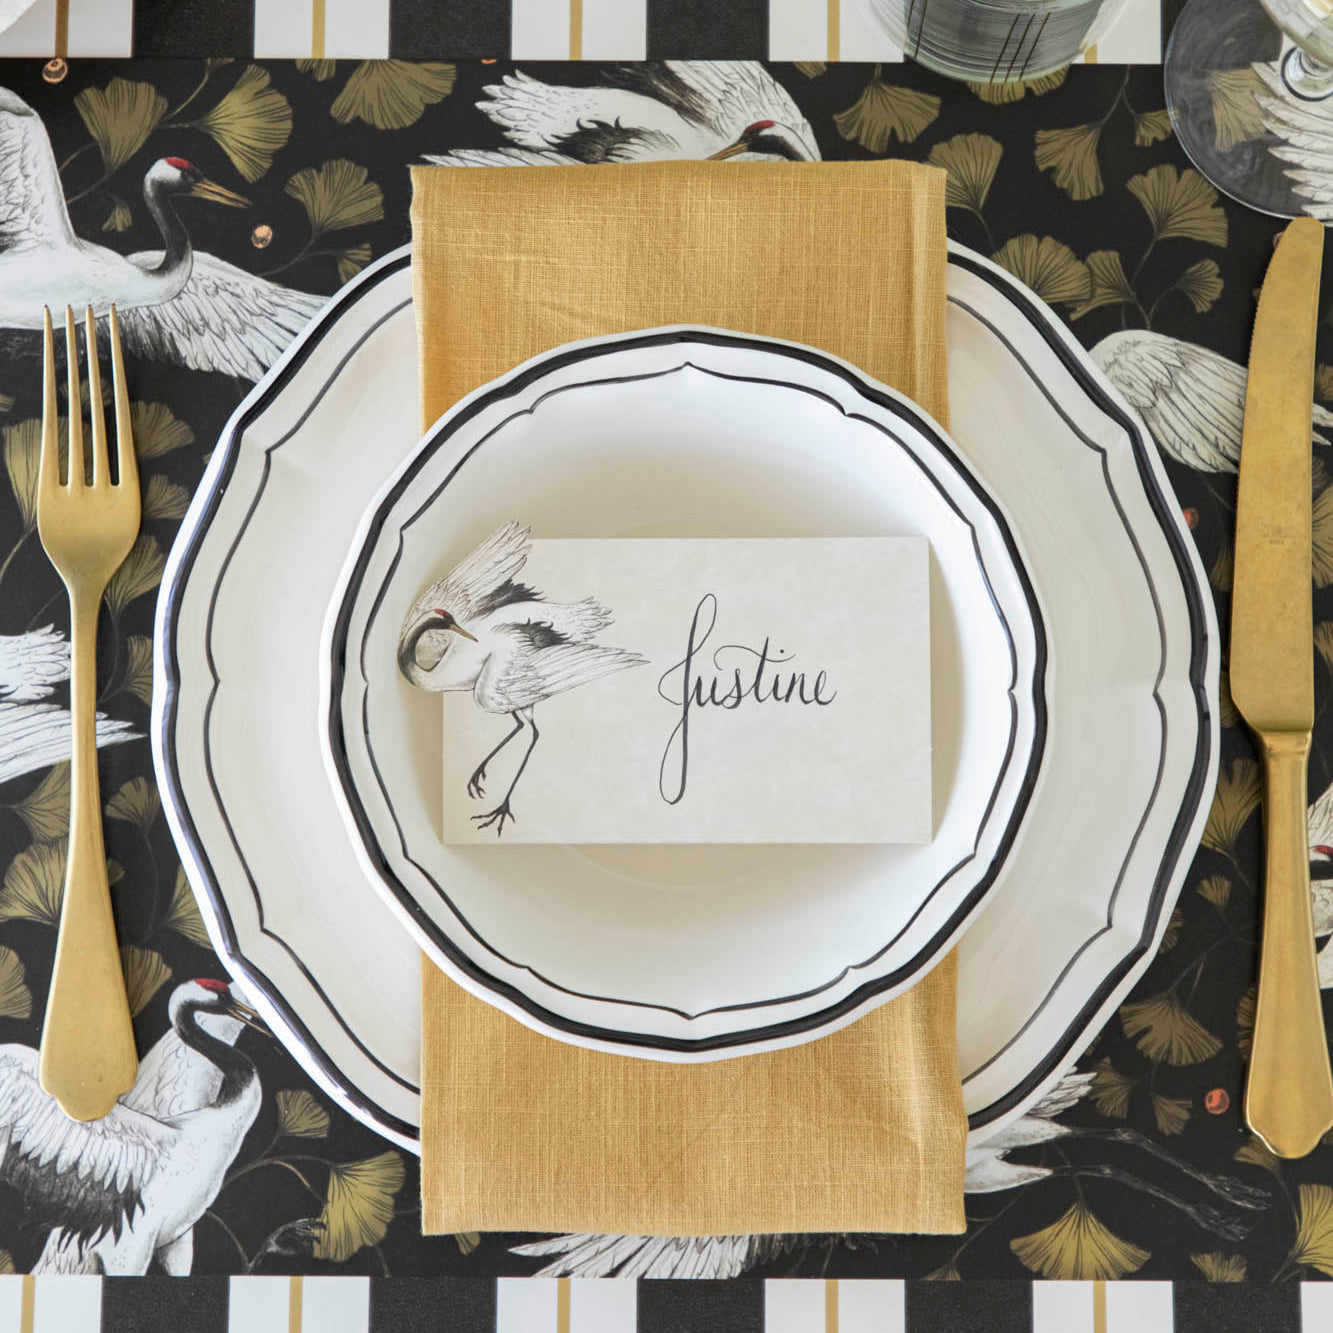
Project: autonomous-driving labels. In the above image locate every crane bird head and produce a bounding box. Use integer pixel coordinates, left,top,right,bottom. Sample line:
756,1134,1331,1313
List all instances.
148,156,251,209
708,118,818,162
171,978,268,1040
398,608,478,680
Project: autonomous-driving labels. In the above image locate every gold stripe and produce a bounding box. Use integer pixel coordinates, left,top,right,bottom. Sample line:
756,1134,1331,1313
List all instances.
569,0,582,59
53,0,68,55
556,1277,571,1333
20,1276,34,1333
1092,1280,1107,1333
289,1275,304,1333
1083,42,1099,63
311,0,326,59
825,1279,839,1333
827,0,840,62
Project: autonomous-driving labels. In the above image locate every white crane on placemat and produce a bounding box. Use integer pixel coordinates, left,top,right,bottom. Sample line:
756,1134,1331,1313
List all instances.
0,979,265,1275
0,626,134,786
513,1072,1271,1278
1304,780,1333,988
0,87,323,380
398,522,645,836
1091,329,1333,474
425,62,820,167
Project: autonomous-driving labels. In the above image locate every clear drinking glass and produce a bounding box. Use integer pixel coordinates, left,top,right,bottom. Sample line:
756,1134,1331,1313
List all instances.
865,0,1131,83
1165,0,1333,218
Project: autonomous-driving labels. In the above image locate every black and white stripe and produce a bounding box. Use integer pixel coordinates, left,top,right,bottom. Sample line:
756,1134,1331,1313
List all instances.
0,0,1163,61
0,1277,1327,1331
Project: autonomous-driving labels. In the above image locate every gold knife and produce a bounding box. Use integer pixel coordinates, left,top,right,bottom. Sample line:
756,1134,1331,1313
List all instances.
1232,216,1333,1160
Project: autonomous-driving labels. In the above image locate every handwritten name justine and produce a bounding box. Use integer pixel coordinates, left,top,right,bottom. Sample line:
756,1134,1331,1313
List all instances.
656,593,837,804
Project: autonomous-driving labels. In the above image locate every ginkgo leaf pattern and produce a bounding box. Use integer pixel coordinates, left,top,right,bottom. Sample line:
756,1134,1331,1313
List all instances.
0,55,1324,1284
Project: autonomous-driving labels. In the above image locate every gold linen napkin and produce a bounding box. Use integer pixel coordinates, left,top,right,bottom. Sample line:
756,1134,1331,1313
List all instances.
413,158,966,1237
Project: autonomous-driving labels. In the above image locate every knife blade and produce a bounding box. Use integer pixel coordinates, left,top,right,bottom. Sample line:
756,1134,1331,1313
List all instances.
1232,216,1333,1160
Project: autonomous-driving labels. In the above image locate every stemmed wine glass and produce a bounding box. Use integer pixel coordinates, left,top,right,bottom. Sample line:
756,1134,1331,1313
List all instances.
1166,0,1333,218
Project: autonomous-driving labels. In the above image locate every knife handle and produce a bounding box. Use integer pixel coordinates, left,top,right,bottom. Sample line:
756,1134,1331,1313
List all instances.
1246,731,1333,1158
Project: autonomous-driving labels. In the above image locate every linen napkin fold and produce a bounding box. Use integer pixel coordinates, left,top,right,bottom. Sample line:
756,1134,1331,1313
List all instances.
413,158,966,1237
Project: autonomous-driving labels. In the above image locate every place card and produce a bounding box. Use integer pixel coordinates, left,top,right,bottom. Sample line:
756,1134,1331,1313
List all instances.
439,535,931,844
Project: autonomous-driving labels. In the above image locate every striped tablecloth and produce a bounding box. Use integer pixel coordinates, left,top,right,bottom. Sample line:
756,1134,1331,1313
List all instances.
2,1276,1330,1331
0,0,1164,63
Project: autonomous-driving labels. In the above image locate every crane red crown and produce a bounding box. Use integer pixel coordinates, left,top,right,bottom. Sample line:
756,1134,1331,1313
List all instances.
193,978,229,993
165,156,195,171
744,119,776,136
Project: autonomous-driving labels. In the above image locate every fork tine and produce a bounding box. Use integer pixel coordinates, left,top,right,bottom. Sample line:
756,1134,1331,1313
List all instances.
108,306,137,495
63,306,83,490
39,308,59,501
84,306,109,488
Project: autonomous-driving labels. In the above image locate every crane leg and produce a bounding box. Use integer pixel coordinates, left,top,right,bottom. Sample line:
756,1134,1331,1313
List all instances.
467,711,526,799
473,709,539,836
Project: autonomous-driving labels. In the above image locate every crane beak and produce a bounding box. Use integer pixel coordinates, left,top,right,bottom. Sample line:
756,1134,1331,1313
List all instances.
447,622,478,642
223,997,270,1035
189,177,251,208
707,138,749,161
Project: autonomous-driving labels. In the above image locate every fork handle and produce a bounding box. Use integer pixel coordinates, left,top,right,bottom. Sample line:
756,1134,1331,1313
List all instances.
38,586,137,1121
1246,731,1333,1158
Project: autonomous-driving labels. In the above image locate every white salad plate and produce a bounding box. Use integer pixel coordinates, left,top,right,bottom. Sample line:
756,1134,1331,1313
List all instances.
152,242,1218,1149
322,327,1046,1057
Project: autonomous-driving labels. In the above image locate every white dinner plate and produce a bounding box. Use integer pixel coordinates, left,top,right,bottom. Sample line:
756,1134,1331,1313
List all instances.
152,242,1218,1148
323,327,1046,1057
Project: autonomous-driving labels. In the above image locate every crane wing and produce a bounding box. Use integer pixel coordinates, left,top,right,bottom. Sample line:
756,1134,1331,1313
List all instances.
422,147,582,167
406,522,534,631
0,627,71,703
1255,62,1333,219
477,70,630,150
0,701,135,786
513,1231,799,1278
0,87,76,254
663,61,812,141
117,251,325,380
1094,331,1333,473
0,1045,173,1249
478,626,645,712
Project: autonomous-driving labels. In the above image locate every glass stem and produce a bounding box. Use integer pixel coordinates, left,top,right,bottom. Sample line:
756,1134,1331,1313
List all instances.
1281,45,1333,101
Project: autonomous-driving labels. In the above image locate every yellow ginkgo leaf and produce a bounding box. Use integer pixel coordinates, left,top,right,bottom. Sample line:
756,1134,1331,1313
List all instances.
924,1261,961,1279
990,235,1090,307
131,402,194,461
124,636,154,707
1011,1200,1149,1280
3,418,40,530
106,776,160,832
1209,543,1232,593
1175,258,1223,314
0,947,31,1021
1034,122,1103,200
1134,110,1172,146
1127,165,1228,247
0,840,65,927
928,133,1003,215
1313,484,1333,587
121,946,171,1017
285,160,384,238
968,68,1068,104
1216,669,1240,729
1158,905,1183,953
1202,758,1260,856
1121,990,1222,1065
314,1150,406,1262
1290,1184,1333,1276
15,762,69,841
1209,68,1267,152
1152,1093,1190,1136
102,200,133,232
835,72,940,151
1236,986,1256,1062
1317,364,1333,401
195,65,292,183
1196,873,1231,911
1089,1056,1135,1119
0,1251,13,1274
455,1231,481,1255
162,866,211,947
142,474,191,522
74,78,168,174
1071,250,1137,320
1192,1251,1247,1281
1316,624,1333,676
330,60,456,130
105,534,166,616
296,58,337,81
277,1089,331,1140
794,61,827,79
335,243,373,285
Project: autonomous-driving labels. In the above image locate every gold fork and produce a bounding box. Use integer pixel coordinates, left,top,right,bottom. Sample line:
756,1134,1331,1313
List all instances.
36,305,140,1121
